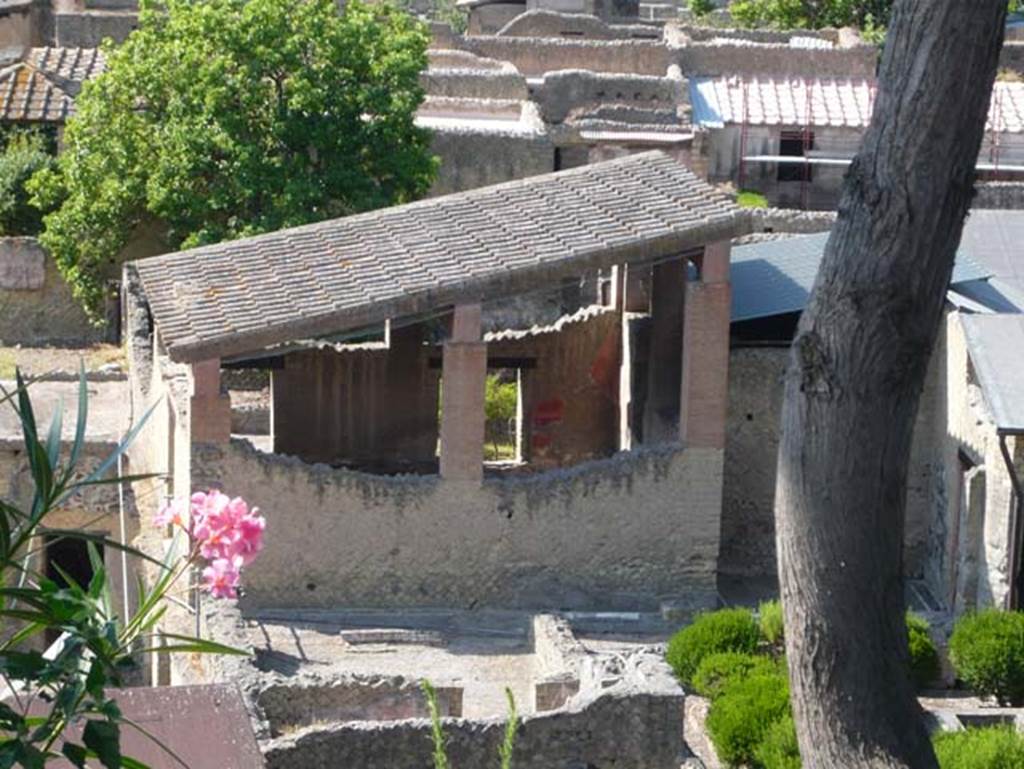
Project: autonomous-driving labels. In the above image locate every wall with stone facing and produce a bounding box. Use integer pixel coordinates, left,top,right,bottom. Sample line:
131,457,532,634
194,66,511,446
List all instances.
429,127,554,196
973,181,1024,209
0,238,103,345
191,440,723,611
262,657,685,769
497,10,662,40
676,40,877,78
54,9,137,47
721,340,949,582
531,68,685,124
458,36,672,76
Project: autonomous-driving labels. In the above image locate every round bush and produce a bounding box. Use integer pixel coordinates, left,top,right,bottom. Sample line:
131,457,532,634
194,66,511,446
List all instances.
666,608,760,686
906,611,941,690
759,599,785,648
706,672,790,766
754,713,802,769
948,610,1024,705
692,651,780,701
933,726,1024,769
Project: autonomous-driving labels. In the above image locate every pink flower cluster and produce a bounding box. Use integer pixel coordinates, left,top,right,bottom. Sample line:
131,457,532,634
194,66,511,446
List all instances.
155,490,266,600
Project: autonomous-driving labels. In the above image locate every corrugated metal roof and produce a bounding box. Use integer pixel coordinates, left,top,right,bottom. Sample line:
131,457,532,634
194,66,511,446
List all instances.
691,77,1024,134
961,210,1024,301
961,314,1024,433
731,232,991,322
136,151,749,363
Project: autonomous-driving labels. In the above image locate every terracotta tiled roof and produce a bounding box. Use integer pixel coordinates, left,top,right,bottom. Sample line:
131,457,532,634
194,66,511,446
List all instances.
692,76,1024,134
0,47,104,122
134,151,749,363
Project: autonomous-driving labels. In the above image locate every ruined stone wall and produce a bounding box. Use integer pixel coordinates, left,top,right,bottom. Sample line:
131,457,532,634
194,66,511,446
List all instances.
0,238,104,345
262,658,685,769
721,347,786,578
676,41,877,78
192,440,723,611
54,8,137,46
721,341,949,582
531,68,684,124
497,10,662,40
488,307,621,468
429,127,554,195
458,36,672,76
973,181,1024,209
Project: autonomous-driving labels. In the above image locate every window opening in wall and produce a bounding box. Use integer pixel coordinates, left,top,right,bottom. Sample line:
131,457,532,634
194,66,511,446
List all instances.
484,368,522,464
44,534,102,646
778,130,814,183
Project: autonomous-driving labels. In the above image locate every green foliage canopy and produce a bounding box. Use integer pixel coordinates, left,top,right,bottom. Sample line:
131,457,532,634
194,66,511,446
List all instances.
729,0,894,30
30,0,437,317
0,129,59,237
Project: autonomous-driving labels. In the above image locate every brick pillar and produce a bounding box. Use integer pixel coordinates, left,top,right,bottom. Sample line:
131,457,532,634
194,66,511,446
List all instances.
190,359,231,444
680,241,731,449
440,304,486,481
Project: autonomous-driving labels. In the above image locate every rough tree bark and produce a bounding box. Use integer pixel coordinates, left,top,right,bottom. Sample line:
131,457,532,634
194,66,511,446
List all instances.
775,3,1006,768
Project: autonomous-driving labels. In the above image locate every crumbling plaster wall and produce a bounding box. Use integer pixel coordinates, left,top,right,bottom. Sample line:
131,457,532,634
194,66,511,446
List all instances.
192,440,723,611
676,40,877,78
0,238,104,345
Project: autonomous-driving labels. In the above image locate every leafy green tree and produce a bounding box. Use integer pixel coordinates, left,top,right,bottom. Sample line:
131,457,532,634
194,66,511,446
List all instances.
729,0,894,30
30,0,437,317
0,130,59,237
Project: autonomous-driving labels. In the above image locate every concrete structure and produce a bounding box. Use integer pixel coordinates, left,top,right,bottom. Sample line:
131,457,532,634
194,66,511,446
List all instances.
126,153,750,611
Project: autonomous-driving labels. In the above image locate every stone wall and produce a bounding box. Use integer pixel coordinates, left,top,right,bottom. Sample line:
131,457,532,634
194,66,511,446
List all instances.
973,181,1024,209
676,40,877,77
262,651,686,769
429,126,554,195
497,10,661,39
721,347,786,578
54,9,137,46
459,36,672,76
721,340,950,583
0,238,104,345
192,440,723,611
531,68,684,124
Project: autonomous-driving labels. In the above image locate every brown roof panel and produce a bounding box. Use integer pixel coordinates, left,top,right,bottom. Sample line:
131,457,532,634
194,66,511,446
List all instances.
134,151,750,362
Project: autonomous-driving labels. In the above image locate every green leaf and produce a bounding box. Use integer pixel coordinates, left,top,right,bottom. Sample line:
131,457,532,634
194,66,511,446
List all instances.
148,632,248,656
44,395,64,476
65,361,89,482
0,703,23,732
61,741,88,768
83,720,121,769
0,649,47,679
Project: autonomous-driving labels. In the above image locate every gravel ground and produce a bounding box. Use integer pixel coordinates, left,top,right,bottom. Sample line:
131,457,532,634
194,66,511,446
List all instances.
0,345,125,379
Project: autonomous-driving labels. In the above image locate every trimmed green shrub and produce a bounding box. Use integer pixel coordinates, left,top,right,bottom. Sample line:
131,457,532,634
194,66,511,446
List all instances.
0,129,58,236
906,611,941,690
948,609,1024,705
706,671,790,766
754,713,802,769
689,0,716,16
666,608,760,686
933,726,1024,769
692,651,780,700
737,189,769,208
759,599,785,648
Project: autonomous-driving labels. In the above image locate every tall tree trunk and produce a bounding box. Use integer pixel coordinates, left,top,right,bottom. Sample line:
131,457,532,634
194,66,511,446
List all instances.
775,3,1006,768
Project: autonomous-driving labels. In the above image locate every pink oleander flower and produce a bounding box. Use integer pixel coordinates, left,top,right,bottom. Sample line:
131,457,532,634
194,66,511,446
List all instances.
154,500,185,529
202,556,243,600
158,489,266,600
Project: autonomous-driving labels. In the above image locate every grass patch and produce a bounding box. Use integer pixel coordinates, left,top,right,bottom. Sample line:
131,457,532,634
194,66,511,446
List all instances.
737,190,770,209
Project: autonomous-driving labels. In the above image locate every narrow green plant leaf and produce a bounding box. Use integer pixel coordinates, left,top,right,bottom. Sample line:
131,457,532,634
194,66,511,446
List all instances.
82,720,121,769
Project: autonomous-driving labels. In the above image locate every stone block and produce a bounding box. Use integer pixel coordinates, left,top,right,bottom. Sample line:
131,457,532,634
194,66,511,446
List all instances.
0,238,45,290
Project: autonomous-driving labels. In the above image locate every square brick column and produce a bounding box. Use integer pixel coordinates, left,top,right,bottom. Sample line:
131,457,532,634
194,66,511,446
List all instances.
440,304,487,481
190,359,231,444
680,241,731,450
